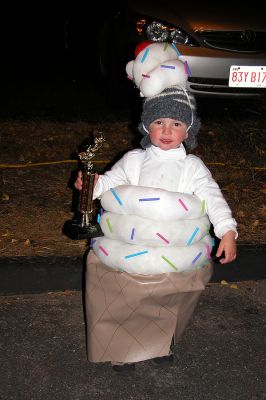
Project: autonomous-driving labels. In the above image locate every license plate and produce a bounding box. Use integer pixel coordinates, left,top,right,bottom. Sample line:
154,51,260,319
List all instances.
229,66,266,88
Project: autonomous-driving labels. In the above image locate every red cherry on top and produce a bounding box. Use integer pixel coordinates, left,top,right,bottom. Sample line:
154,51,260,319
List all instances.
134,41,153,57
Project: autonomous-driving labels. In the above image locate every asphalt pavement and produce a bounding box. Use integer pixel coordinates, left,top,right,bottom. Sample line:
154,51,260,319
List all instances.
0,244,265,400
0,279,265,400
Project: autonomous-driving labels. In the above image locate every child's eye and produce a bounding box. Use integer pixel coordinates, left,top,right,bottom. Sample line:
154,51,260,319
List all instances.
174,122,185,128
155,120,162,125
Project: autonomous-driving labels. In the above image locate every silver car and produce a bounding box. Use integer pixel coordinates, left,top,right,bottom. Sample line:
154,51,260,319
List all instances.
99,0,266,98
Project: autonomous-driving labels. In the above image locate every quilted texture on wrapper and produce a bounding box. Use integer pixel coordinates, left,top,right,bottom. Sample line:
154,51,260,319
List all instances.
85,251,213,363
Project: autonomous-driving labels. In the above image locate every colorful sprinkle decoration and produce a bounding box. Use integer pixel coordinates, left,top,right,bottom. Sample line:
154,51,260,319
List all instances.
141,48,149,63
156,232,170,244
142,73,150,78
192,252,202,264
99,245,109,256
161,255,178,271
160,65,175,69
200,200,206,215
187,227,199,246
163,43,169,51
106,218,113,233
110,188,123,206
125,250,148,259
172,43,182,56
184,61,192,77
178,198,188,211
139,197,160,202
130,228,135,240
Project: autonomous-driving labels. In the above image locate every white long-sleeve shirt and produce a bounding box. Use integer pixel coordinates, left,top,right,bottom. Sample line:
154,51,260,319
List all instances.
93,144,237,239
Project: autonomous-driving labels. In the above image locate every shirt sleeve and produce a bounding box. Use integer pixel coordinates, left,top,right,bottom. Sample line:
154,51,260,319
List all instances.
190,157,238,239
93,150,143,199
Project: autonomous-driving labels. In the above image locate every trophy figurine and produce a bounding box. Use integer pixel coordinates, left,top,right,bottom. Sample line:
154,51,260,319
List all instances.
64,134,105,240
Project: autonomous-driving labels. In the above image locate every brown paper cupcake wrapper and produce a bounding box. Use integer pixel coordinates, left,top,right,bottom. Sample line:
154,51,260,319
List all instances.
85,251,213,363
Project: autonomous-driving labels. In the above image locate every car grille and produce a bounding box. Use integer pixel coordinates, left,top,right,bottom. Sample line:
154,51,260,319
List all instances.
197,30,266,52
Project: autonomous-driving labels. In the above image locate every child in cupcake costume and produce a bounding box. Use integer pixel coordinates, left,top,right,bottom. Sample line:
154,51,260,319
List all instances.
75,43,237,372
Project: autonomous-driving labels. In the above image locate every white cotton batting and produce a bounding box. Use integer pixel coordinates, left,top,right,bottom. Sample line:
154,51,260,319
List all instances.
92,235,212,275
100,212,210,247
100,185,206,221
93,185,212,275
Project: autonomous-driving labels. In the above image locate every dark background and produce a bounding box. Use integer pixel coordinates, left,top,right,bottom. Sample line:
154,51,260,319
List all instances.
0,3,129,121
0,4,112,81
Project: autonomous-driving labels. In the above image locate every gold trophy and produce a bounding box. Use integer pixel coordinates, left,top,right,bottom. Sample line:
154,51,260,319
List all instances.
64,134,105,240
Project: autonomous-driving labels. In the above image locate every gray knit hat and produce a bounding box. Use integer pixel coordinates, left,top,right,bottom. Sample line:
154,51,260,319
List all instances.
138,85,200,150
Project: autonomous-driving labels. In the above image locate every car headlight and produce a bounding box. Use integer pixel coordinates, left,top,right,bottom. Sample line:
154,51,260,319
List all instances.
136,19,198,47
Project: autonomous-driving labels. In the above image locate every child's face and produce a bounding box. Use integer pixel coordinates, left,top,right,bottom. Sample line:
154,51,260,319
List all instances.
149,118,188,150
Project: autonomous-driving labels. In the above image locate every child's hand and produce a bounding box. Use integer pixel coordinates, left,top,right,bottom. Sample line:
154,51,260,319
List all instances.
74,171,99,191
74,170,83,191
216,231,237,264
94,172,99,187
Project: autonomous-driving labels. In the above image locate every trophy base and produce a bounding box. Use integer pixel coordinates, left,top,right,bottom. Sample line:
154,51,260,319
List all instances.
63,219,104,240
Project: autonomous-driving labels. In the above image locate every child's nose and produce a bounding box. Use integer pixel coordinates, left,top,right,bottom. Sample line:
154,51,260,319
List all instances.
163,125,172,135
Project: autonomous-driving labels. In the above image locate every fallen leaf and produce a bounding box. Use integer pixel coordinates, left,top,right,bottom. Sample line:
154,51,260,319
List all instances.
252,220,260,227
2,231,10,237
230,283,238,289
236,210,246,218
221,280,228,285
260,188,266,195
62,289,74,296
24,239,31,246
1,193,10,201
11,239,18,244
